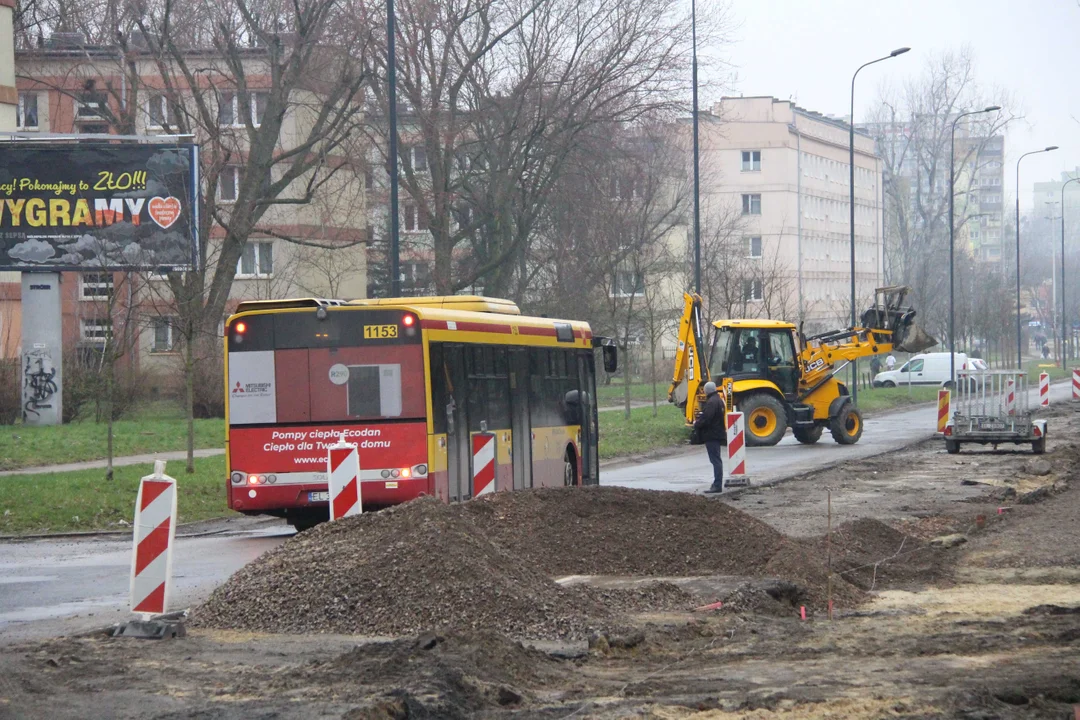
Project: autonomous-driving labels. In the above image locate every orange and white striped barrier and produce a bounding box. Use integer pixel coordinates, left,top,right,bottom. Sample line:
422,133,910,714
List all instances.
129,460,177,617
1005,377,1016,415
1073,369,1080,401
1039,372,1050,407
725,411,747,485
472,432,496,497
328,436,362,520
937,389,950,433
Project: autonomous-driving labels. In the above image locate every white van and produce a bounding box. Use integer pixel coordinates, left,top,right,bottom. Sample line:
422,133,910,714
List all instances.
872,352,988,388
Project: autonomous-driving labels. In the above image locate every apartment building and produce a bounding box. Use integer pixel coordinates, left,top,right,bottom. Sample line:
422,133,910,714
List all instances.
0,0,13,129
698,97,884,332
2,35,368,374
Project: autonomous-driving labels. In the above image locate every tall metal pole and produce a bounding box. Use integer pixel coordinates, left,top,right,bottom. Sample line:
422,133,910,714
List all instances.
848,47,909,405
1062,176,1080,363
948,106,999,386
387,0,401,297
691,0,701,294
1015,147,1058,368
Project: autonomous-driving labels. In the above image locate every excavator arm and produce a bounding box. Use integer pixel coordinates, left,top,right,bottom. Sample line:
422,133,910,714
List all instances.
667,292,710,425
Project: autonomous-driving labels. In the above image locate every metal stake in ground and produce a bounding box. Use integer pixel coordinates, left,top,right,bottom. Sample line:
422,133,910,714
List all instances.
827,488,833,621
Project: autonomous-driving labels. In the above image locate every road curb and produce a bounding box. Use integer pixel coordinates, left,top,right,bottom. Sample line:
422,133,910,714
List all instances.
0,516,282,543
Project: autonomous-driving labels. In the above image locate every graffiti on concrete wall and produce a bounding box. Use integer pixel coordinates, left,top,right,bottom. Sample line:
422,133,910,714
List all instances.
22,346,58,419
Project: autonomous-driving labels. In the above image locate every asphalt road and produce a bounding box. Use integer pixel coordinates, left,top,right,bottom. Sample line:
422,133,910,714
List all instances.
1,382,1071,641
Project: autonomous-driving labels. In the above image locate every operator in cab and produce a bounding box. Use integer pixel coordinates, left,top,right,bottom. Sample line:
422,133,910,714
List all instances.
694,381,726,494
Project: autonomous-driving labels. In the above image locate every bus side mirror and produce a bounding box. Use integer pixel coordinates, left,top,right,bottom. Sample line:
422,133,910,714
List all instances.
603,345,618,374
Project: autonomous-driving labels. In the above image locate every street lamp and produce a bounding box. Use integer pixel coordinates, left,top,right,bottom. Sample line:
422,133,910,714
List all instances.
387,0,401,296
691,0,701,294
849,46,909,404
1062,175,1080,363
948,106,1000,386
1015,146,1059,368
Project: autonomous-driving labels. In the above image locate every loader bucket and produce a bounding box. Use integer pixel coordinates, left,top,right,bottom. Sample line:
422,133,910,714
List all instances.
893,322,936,353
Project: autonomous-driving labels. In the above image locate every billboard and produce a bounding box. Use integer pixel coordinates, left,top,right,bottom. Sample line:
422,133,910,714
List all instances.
0,143,199,271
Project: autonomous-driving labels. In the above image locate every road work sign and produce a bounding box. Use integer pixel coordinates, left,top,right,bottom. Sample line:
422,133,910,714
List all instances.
328,436,362,520
129,460,177,617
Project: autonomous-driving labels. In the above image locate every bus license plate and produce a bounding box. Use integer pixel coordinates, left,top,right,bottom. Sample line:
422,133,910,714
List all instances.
979,420,1006,431
363,324,399,339
308,491,330,502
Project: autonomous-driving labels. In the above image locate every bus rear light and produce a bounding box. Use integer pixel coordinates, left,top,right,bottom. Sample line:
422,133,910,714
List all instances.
267,474,277,484
231,472,244,484
403,314,416,327
235,321,247,334
381,469,391,478
416,464,428,476
391,469,400,478
249,475,263,485
401,468,412,478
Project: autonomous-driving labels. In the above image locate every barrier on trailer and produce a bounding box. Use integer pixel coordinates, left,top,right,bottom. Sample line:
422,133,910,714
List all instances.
725,412,747,484
1006,377,1016,415
1073,369,1080,401
129,460,177,617
472,432,496,497
937,389,951,433
328,436,362,520
1039,372,1050,407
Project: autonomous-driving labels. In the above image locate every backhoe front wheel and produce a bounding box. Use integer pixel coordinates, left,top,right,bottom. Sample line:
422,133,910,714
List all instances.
741,394,787,447
829,404,864,445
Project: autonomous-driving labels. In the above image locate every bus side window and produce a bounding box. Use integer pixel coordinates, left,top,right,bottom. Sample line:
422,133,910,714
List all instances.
429,342,448,435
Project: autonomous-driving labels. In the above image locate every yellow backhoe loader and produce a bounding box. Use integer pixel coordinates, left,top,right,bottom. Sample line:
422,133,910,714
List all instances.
668,286,935,446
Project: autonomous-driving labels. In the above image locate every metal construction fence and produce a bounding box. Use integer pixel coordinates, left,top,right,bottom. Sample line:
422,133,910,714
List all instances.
953,370,1030,433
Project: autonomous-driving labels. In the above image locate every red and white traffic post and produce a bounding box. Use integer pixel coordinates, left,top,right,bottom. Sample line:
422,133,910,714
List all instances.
327,434,362,520
1005,377,1016,415
724,411,748,487
472,432,496,497
1039,372,1050,407
129,460,177,617
1072,368,1080,401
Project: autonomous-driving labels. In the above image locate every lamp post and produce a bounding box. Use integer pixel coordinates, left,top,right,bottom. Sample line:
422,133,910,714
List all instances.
849,47,909,405
1062,175,1080,363
387,0,401,296
948,106,1000,386
1015,146,1059,368
691,0,701,294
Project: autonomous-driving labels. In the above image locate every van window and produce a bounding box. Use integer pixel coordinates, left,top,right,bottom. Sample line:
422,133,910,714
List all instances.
908,359,924,373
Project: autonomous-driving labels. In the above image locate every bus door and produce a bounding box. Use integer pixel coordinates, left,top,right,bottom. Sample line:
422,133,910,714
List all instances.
444,345,471,501
577,351,599,485
509,348,532,489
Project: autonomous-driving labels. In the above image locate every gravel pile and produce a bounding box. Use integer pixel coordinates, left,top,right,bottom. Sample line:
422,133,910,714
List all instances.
464,485,786,576
193,497,616,640
569,582,697,615
820,518,944,591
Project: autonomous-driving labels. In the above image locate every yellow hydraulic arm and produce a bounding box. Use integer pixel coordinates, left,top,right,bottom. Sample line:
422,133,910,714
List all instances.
667,292,710,424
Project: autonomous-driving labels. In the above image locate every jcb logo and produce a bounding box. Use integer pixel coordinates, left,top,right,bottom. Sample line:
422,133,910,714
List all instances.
806,358,825,372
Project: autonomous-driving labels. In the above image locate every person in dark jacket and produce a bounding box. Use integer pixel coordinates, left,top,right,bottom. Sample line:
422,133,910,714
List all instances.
695,381,725,493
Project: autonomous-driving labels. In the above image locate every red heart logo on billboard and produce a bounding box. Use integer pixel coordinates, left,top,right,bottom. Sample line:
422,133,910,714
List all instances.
148,196,182,229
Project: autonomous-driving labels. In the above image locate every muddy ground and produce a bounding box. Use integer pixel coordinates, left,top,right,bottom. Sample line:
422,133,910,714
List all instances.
2,406,1080,719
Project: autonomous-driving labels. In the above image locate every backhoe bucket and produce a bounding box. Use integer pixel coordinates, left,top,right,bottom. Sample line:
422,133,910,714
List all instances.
894,322,936,353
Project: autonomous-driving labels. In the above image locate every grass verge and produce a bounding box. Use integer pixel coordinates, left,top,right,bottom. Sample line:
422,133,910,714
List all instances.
0,416,224,471
0,456,228,535
597,381,665,406
854,385,941,412
598,404,688,460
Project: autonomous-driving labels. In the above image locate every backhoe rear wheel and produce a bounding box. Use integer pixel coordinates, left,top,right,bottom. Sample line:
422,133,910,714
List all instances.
829,404,864,445
793,425,823,445
741,394,787,447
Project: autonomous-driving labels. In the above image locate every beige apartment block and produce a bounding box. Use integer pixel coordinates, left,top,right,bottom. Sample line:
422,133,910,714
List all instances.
699,97,884,333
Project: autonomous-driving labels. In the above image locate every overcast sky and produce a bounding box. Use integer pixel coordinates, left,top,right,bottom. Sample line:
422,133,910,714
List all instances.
714,0,1079,210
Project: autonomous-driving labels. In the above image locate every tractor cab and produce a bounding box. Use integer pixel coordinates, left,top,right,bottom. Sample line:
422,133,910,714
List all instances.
708,320,800,399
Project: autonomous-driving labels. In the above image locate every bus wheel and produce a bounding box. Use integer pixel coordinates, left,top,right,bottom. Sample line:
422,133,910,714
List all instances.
288,508,327,533
564,448,578,487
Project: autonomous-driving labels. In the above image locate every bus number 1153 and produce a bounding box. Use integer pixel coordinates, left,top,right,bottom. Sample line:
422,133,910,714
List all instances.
364,324,399,339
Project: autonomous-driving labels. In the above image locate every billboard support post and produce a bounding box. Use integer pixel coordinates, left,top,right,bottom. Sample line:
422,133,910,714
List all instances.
20,272,62,426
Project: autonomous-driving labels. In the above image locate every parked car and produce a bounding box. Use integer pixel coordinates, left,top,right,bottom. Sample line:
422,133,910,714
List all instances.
872,352,987,389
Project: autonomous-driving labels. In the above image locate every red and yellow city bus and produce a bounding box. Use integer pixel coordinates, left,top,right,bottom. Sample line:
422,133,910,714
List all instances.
224,296,616,530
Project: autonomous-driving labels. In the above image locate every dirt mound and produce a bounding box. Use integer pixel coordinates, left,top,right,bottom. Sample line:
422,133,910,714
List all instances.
570,582,697,614
193,497,615,640
825,518,946,591
464,485,787,576
764,540,866,608
324,631,564,719
718,581,806,617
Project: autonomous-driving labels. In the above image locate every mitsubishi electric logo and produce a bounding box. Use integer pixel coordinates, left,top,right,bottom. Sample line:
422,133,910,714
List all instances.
233,381,244,394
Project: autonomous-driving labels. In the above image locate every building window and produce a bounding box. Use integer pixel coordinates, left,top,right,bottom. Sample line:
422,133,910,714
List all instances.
741,193,761,215
218,91,267,127
612,271,645,298
741,150,761,172
17,93,39,129
747,236,762,258
152,317,177,353
148,93,177,127
363,163,375,190
236,241,274,278
403,203,427,232
80,273,114,300
75,92,107,119
77,123,109,135
407,145,427,172
81,319,113,345
402,261,431,292
218,165,242,202
743,279,763,302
